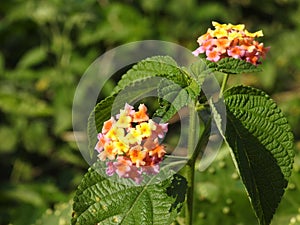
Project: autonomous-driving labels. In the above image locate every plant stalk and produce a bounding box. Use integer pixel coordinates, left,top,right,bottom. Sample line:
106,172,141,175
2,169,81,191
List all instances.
220,73,230,98
185,106,211,225
184,102,197,225
184,103,211,225
185,160,195,225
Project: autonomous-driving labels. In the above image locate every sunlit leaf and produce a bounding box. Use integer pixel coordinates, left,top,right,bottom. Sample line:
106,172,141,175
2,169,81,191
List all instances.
72,163,186,225
155,60,208,122
113,56,190,94
206,58,262,74
224,85,294,225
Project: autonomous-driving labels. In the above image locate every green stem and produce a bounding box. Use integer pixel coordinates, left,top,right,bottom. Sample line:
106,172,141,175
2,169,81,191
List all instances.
184,102,197,225
185,160,195,225
189,117,212,165
220,73,230,98
187,103,197,159
184,104,211,225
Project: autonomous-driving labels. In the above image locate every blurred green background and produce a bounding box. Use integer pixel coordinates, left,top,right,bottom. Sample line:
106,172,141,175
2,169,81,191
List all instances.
0,0,299,224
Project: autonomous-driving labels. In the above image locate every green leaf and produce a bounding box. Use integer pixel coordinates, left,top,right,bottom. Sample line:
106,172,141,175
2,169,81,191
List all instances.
111,76,162,109
110,57,209,123
155,60,208,122
17,46,47,69
157,79,192,122
224,85,295,225
189,59,212,86
0,126,17,153
0,91,53,117
71,163,186,225
206,58,262,74
113,56,190,94
209,98,225,139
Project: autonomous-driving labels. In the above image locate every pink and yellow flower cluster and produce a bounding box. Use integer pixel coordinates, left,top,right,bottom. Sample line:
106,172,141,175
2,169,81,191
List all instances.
95,103,168,184
193,21,270,65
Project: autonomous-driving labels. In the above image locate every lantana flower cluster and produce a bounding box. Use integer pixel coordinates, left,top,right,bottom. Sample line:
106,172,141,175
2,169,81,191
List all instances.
95,103,168,184
193,21,270,65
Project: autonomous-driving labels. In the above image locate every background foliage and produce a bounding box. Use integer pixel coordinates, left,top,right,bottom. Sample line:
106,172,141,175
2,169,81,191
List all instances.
0,0,299,224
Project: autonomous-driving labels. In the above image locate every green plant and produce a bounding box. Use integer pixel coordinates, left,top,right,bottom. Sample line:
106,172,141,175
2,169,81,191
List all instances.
1,1,299,225
71,22,294,225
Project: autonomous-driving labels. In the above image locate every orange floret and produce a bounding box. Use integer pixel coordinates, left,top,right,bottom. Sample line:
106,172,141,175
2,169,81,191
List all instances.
102,117,114,134
133,104,149,122
129,147,146,167
98,143,117,161
149,145,166,158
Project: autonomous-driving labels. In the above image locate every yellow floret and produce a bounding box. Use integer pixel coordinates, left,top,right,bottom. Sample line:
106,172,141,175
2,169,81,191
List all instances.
106,126,125,141
228,31,243,40
115,110,132,128
245,29,264,38
126,128,142,144
212,28,228,38
136,122,152,138
113,140,129,154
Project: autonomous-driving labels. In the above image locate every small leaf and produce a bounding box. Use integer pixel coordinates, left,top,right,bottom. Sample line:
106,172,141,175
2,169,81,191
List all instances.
157,79,191,122
206,58,262,74
209,98,226,139
0,91,53,117
17,46,47,69
189,59,212,86
0,126,17,153
72,163,186,225
224,85,294,225
156,60,209,122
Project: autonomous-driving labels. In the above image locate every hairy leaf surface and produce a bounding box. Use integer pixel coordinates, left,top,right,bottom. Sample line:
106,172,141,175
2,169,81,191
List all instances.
113,56,190,94
72,163,186,225
224,85,294,225
206,58,262,74
156,60,208,122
